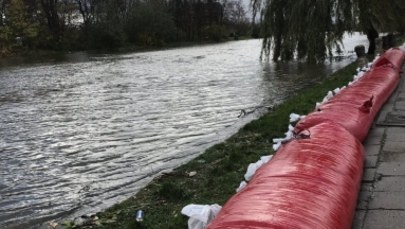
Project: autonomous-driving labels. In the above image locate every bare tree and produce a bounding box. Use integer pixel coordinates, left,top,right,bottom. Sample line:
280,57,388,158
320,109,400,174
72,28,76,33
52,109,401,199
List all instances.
224,0,249,36
40,0,62,44
228,0,247,25
75,0,96,26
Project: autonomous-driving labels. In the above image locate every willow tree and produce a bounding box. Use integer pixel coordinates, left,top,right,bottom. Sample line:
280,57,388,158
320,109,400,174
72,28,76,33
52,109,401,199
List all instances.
256,0,353,63
255,0,405,63
355,0,405,54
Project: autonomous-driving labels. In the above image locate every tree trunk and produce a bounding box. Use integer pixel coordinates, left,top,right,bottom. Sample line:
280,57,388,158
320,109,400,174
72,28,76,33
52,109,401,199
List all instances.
41,0,61,46
272,35,281,61
366,27,378,55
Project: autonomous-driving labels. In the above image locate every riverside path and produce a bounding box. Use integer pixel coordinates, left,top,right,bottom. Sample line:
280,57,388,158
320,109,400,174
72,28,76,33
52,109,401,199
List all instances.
353,61,405,228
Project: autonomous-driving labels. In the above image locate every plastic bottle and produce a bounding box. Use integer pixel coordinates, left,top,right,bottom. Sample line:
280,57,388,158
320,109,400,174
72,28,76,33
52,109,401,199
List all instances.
136,210,144,222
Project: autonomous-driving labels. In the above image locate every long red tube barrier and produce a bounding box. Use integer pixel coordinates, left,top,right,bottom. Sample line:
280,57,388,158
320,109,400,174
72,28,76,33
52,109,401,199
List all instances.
373,48,405,72
207,122,364,229
207,48,405,229
296,66,400,142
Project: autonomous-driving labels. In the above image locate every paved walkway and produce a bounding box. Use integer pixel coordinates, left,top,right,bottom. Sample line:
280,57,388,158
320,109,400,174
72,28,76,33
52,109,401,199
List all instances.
353,64,405,229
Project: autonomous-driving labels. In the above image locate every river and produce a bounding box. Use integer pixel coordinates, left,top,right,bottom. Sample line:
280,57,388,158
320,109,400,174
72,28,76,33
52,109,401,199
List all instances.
0,34,368,228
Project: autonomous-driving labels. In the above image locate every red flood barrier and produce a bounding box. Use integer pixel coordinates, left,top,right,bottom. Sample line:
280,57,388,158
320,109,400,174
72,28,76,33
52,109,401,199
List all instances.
207,122,364,229
329,67,399,109
296,66,401,142
373,48,405,72
206,48,404,229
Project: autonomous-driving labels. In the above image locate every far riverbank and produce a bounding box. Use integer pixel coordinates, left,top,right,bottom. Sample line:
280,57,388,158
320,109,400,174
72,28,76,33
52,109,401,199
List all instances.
0,37,252,68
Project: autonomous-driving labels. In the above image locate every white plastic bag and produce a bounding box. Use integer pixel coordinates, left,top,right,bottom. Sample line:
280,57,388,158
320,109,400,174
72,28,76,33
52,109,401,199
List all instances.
181,204,222,229
325,91,334,100
289,113,301,123
244,160,264,181
236,181,247,192
315,102,321,110
272,141,282,151
243,154,274,182
284,124,294,140
333,87,341,95
260,155,273,164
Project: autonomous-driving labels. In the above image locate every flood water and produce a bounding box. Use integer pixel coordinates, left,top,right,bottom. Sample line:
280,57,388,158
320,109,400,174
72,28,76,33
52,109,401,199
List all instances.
0,34,368,228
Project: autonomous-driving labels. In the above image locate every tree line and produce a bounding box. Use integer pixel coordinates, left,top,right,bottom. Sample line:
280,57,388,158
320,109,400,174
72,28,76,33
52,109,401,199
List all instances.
0,0,251,55
3,0,403,63
254,0,405,63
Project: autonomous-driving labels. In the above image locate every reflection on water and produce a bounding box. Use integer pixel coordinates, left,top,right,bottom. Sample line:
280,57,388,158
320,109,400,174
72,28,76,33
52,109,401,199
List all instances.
0,34,368,228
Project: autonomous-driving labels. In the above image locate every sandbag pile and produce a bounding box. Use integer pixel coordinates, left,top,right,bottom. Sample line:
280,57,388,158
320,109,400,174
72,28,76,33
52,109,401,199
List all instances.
207,48,405,229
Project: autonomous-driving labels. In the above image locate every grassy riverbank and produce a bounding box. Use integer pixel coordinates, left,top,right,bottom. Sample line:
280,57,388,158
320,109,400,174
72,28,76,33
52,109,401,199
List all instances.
70,61,359,229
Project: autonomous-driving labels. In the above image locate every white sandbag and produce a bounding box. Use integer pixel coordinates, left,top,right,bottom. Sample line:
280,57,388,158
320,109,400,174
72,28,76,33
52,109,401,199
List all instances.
273,141,282,151
244,160,264,181
181,204,222,229
236,181,247,192
289,113,301,123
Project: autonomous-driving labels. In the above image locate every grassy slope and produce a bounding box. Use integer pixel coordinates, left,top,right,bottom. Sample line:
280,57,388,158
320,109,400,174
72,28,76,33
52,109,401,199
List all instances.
74,62,358,229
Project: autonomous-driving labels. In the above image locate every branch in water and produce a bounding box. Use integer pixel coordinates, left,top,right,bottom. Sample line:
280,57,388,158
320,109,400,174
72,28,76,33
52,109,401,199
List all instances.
238,106,272,118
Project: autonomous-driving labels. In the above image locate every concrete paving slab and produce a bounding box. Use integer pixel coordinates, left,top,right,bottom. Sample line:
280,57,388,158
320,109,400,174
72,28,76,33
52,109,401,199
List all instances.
394,101,405,109
396,92,405,100
363,210,405,229
363,168,376,182
377,105,394,123
364,144,381,156
397,97,405,103
365,156,378,168
380,112,405,125
386,91,399,104
377,110,390,123
383,133,405,142
356,190,372,210
394,106,405,111
374,176,405,192
377,162,405,176
385,128,405,141
367,127,385,138
396,106,405,111
369,192,405,210
352,210,365,229
381,101,395,111
382,141,405,153
361,183,373,192
386,127,405,135
363,136,383,145
380,151,405,162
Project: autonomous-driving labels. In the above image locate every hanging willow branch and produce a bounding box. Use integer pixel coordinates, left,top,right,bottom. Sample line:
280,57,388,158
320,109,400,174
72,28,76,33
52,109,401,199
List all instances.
255,0,353,63
254,0,405,63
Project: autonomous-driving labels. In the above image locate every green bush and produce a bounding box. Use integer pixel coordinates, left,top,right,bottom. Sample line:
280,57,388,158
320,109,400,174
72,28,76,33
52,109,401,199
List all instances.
86,23,126,50
202,25,226,42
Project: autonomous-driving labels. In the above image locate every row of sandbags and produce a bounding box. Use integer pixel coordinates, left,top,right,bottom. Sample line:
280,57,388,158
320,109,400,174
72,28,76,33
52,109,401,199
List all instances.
207,48,405,229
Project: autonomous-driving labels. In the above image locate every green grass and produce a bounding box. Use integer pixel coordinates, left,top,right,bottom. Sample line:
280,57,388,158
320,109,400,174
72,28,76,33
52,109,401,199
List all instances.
74,62,359,229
